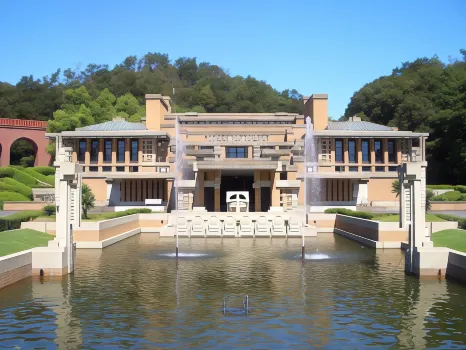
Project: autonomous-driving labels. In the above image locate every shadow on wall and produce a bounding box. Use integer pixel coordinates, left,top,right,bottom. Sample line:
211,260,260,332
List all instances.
167,186,176,212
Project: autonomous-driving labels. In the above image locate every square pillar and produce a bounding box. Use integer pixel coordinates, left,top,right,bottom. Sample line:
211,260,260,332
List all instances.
85,139,90,165
271,171,280,207
124,139,130,171
254,170,261,212
214,170,221,212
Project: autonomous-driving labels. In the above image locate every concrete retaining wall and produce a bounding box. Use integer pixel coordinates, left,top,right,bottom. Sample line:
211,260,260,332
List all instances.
308,213,336,232
334,214,408,242
428,221,458,233
431,201,466,211
0,250,32,290
447,250,466,283
3,201,48,211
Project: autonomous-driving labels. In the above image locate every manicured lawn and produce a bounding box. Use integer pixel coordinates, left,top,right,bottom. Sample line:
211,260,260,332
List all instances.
432,229,466,253
373,213,445,222
0,229,54,257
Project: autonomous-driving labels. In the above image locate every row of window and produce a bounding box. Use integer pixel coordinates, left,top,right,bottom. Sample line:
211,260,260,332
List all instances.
85,166,139,172
335,139,397,164
79,139,139,163
335,166,398,172
180,121,290,125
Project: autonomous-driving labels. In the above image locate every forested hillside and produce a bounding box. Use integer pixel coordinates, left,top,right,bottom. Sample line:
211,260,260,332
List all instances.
344,50,466,184
0,52,303,124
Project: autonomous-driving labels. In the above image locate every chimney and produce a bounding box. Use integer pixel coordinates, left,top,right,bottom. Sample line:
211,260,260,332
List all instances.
145,94,171,130
303,94,328,131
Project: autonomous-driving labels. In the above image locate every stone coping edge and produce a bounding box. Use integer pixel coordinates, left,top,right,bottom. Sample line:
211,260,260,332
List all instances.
334,228,402,249
75,228,140,249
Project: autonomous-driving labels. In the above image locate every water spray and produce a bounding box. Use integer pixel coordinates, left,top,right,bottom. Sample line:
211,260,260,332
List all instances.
176,233,179,258
301,235,305,259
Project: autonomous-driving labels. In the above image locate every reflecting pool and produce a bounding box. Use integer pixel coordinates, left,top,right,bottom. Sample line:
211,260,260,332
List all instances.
1,234,466,349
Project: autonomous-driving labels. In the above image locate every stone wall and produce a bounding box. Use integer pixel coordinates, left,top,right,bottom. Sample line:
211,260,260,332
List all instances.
431,202,466,211
0,250,32,290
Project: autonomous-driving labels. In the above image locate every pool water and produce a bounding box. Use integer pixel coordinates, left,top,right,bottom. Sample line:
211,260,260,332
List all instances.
1,234,465,349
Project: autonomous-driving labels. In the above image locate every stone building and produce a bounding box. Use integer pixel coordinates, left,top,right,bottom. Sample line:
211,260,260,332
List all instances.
47,94,428,213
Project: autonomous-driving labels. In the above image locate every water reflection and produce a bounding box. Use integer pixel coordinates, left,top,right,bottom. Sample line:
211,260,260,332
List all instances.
0,234,465,348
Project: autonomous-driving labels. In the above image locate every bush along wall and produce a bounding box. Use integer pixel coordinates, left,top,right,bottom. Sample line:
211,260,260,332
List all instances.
324,208,374,220
435,213,466,229
0,211,43,232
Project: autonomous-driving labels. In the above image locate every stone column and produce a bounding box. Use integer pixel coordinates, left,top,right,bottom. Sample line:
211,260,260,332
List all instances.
214,170,221,212
85,139,90,165
254,170,261,212
271,170,280,208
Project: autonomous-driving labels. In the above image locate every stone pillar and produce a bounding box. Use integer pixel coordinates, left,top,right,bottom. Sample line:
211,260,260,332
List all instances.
271,170,280,207
214,170,221,212
111,139,117,171
254,170,261,212
85,139,90,165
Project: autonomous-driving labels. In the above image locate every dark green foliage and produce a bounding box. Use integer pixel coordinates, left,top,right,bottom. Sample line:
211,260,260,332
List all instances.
344,50,466,184
324,208,374,220
431,191,466,201
33,166,56,176
0,53,303,130
43,204,56,216
0,168,15,178
20,156,35,167
112,208,152,218
0,211,42,232
454,185,466,193
0,192,30,209
0,178,33,199
427,185,456,189
435,213,466,229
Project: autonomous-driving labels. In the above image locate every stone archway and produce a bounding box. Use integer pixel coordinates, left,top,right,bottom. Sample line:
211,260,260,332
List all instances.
9,137,39,166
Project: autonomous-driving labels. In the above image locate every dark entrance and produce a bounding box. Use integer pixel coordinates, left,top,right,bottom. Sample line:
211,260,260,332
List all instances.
204,187,215,212
220,175,255,212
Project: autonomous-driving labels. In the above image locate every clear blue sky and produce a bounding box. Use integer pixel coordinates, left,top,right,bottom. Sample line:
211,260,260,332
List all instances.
1,0,464,118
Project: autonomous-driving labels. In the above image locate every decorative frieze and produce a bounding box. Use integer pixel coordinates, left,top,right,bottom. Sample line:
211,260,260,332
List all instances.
207,135,268,143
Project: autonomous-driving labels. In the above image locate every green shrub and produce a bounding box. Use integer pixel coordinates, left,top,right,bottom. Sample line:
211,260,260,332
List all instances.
0,192,30,210
436,213,466,229
21,168,55,186
0,178,33,199
324,208,374,220
426,185,456,189
43,204,56,216
110,208,152,219
0,167,15,178
19,156,35,167
0,210,43,232
454,185,466,193
33,166,56,176
431,191,466,202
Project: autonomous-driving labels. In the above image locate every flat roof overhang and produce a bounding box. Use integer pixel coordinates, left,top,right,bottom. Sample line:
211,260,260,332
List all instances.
82,172,175,180
312,131,429,138
295,172,399,180
195,160,279,171
46,131,170,139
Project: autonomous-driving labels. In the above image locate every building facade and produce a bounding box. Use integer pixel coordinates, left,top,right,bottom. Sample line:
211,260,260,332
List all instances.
47,94,428,213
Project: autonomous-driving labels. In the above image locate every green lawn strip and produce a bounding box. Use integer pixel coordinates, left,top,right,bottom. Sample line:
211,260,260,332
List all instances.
0,229,54,257
372,213,445,222
432,229,466,253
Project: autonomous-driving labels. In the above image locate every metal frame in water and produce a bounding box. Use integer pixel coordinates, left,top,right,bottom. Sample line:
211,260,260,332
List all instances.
223,295,249,315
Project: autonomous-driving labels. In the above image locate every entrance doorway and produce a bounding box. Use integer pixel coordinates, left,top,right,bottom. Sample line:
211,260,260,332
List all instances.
220,175,255,212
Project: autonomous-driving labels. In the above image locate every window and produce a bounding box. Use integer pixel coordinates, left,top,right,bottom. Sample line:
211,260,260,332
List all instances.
117,139,125,163
116,166,125,172
375,139,383,163
130,166,139,172
362,139,370,163
362,166,371,172
375,166,385,172
142,140,154,162
130,139,139,162
280,172,287,180
104,139,112,163
78,139,86,162
388,139,396,163
226,147,247,158
335,166,345,172
335,139,343,163
349,166,358,172
102,166,112,172
388,166,398,172
89,166,98,172
348,140,356,163
90,140,99,163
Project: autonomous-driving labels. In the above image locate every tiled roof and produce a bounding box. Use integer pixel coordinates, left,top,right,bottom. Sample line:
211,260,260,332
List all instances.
76,120,147,132
327,121,393,131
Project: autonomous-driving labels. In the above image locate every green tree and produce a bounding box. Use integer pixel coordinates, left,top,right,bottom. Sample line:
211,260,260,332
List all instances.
198,84,217,111
81,183,95,219
392,180,401,197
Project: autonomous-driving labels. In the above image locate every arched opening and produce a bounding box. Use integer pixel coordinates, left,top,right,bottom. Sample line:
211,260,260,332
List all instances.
10,138,38,167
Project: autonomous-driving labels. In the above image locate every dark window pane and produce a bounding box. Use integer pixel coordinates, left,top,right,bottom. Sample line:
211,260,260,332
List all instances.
335,140,343,163
116,166,125,172
375,140,383,163
226,147,247,159
90,140,99,163
362,140,369,163
131,139,139,162
117,140,125,163
102,166,112,172
89,166,98,172
362,166,371,172
348,140,356,163
78,139,86,162
388,140,396,163
104,139,112,162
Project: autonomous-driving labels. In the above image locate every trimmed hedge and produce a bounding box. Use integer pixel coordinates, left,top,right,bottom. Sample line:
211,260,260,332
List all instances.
0,167,38,187
427,185,455,189
43,204,56,216
435,213,466,229
0,210,43,232
324,208,374,220
454,185,466,193
0,178,33,199
431,191,466,202
0,167,15,178
20,156,35,167
0,192,31,210
21,168,55,186
33,166,56,176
